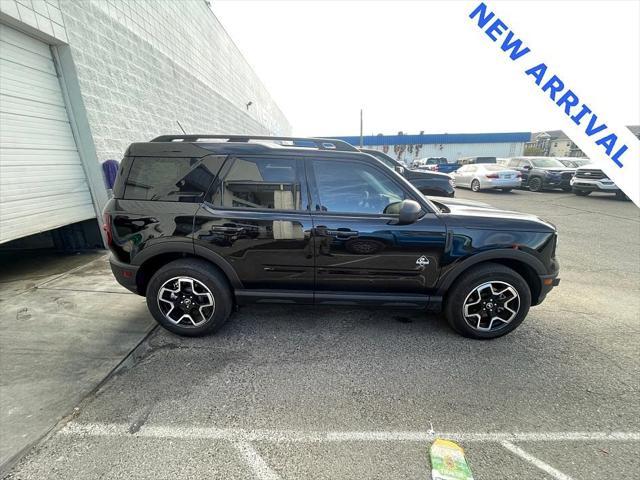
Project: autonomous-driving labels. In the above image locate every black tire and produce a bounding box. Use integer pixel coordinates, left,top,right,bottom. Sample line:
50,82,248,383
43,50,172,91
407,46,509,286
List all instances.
562,187,572,192
444,263,531,339
573,189,590,196
471,179,481,192
146,259,232,337
528,177,543,192
615,191,628,201
501,188,512,192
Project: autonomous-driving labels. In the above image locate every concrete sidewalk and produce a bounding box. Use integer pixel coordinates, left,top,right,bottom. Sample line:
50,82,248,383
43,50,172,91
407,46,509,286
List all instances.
0,251,155,473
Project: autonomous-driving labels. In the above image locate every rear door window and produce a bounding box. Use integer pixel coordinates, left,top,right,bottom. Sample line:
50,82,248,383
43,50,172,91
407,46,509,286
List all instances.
208,156,308,211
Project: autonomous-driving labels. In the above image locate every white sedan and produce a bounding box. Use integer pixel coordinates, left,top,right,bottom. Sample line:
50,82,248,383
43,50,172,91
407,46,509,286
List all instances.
453,164,521,192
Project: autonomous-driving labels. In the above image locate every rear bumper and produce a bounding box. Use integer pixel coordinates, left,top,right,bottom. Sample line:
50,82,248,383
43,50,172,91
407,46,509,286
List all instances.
109,255,140,294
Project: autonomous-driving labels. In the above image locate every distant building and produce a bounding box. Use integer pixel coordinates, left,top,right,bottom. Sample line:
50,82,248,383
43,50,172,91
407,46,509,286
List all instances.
526,126,640,157
332,132,530,165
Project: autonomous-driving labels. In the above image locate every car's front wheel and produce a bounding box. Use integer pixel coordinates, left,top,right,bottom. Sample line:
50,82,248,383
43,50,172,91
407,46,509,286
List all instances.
444,263,531,339
146,259,232,336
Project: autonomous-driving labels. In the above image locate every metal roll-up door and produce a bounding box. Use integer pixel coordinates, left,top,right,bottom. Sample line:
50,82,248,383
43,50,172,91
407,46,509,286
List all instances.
0,23,95,244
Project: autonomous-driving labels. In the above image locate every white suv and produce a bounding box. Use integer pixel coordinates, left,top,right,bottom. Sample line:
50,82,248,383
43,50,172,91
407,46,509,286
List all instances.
570,164,626,199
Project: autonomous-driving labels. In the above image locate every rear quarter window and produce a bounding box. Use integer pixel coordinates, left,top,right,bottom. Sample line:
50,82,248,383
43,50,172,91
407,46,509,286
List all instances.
123,155,226,202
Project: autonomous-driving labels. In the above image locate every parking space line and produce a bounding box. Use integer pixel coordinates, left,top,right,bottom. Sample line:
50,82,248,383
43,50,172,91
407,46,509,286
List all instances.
500,441,573,480
59,422,640,443
233,441,282,480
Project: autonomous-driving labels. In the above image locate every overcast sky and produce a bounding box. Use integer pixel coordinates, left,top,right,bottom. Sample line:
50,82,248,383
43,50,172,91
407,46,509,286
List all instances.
212,1,640,137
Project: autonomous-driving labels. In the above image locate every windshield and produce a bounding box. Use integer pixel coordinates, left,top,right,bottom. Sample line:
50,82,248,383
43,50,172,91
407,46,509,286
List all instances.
531,158,566,168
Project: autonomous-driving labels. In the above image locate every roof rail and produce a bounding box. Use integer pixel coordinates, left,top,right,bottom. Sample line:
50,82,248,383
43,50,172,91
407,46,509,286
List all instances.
150,134,358,152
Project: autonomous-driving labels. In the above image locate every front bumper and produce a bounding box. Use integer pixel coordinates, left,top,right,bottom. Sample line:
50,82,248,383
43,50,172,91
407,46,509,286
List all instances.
109,255,140,294
536,274,560,304
570,177,620,192
543,176,572,189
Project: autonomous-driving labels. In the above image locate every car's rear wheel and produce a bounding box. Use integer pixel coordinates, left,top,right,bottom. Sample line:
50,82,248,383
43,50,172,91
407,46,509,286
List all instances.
146,259,232,336
444,263,531,339
528,177,543,192
573,189,590,196
471,179,481,192
501,188,512,192
562,186,572,192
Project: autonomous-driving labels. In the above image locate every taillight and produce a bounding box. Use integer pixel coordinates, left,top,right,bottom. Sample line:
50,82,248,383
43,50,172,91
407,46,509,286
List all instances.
103,213,113,246
516,173,522,178
434,164,439,172
485,173,499,179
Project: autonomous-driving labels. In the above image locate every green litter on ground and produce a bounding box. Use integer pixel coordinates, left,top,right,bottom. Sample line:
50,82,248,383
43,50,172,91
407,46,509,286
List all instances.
430,438,475,480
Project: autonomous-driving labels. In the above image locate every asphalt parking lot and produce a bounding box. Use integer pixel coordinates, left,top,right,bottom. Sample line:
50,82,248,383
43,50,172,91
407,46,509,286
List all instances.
5,189,639,480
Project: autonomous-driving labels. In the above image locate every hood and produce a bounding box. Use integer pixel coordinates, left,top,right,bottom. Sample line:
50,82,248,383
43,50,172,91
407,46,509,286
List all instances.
576,163,601,171
535,166,575,172
430,197,555,232
426,196,494,209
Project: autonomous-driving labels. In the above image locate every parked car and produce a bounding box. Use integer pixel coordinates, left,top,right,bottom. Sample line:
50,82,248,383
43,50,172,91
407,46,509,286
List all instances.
105,134,560,340
570,164,627,199
417,157,461,174
360,148,455,197
557,157,591,168
505,157,576,192
452,164,521,192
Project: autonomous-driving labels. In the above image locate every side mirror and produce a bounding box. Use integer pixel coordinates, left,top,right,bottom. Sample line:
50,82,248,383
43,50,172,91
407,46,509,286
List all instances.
394,165,405,175
523,165,532,170
397,199,422,225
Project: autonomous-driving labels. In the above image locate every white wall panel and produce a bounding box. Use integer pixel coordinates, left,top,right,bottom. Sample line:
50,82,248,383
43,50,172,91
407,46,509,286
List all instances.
0,24,93,244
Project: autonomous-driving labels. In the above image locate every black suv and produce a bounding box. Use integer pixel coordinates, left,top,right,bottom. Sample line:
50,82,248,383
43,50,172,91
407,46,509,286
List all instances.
506,157,576,192
359,148,455,197
105,135,560,339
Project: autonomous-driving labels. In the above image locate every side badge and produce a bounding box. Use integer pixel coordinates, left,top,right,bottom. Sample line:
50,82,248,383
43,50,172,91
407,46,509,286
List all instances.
416,255,430,267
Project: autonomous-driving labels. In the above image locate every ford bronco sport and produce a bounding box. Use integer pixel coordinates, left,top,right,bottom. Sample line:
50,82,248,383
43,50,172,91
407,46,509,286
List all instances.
104,135,560,339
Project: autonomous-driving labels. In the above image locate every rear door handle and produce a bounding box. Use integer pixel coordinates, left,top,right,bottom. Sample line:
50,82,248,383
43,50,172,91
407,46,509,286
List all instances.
326,229,359,239
210,225,244,234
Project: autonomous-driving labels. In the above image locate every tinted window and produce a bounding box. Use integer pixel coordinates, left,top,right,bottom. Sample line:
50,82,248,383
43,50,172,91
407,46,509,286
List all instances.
531,158,564,168
124,155,225,202
312,159,407,215
210,156,307,211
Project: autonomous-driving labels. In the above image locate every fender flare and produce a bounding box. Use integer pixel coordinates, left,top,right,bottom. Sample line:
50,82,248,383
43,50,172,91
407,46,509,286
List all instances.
132,240,243,289
436,249,546,296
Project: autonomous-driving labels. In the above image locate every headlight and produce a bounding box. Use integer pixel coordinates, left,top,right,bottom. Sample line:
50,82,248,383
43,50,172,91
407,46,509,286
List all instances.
449,178,456,187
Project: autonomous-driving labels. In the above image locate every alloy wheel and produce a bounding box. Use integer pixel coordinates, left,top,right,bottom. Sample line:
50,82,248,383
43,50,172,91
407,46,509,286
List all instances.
157,276,215,327
462,281,520,332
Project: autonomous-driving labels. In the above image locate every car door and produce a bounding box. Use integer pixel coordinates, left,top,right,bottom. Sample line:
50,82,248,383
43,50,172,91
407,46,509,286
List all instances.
193,154,315,296
455,165,472,187
307,155,447,295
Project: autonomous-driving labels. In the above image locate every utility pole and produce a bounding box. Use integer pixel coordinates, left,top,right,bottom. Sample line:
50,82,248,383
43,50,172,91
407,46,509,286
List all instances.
359,109,363,148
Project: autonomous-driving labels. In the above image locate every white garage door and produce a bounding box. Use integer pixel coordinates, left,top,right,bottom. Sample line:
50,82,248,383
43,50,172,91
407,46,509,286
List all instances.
0,24,95,244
